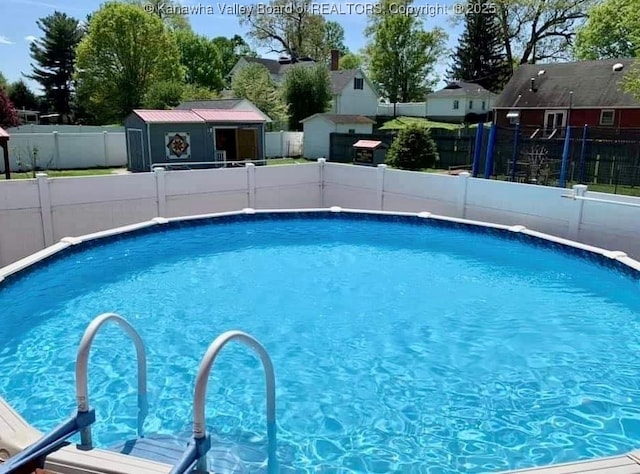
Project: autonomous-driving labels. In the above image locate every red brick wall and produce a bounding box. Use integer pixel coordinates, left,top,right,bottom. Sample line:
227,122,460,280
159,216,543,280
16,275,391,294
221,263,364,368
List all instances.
495,108,640,128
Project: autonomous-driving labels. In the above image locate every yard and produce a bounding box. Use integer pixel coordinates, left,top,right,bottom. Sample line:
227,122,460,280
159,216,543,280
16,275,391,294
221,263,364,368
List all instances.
377,116,477,131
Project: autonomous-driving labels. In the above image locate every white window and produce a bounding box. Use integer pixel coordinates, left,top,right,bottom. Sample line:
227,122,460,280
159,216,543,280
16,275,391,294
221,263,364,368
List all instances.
453,100,459,110
544,110,566,130
469,100,473,109
600,110,615,126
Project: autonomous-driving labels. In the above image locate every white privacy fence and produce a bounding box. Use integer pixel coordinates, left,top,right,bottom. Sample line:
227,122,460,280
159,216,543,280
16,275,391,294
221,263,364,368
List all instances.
377,102,427,117
0,161,638,267
0,131,304,172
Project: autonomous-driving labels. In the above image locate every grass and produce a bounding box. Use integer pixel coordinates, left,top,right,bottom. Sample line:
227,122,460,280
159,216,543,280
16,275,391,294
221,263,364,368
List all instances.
265,157,310,165
567,182,640,197
378,116,475,131
0,168,122,180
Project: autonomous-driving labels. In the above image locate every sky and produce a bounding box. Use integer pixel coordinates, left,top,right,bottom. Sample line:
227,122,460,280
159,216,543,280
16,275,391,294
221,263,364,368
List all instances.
0,0,463,93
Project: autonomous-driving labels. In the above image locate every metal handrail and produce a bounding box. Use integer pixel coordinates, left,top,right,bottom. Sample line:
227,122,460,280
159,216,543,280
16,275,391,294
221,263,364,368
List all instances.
170,330,277,474
75,313,148,450
561,193,640,208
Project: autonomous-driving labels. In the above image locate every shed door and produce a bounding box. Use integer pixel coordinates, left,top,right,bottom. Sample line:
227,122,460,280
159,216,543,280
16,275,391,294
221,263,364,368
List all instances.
127,129,144,171
237,128,257,160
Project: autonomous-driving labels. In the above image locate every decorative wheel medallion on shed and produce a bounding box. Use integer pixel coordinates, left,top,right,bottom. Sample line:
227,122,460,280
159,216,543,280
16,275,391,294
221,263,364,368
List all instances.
166,132,190,159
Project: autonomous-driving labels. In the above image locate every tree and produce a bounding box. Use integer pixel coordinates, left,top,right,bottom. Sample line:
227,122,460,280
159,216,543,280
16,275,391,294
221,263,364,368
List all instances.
310,21,349,63
126,0,191,31
574,0,640,60
448,0,511,93
0,72,7,90
493,0,595,69
622,62,640,101
339,53,364,70
282,64,331,130
75,2,184,123
182,84,220,101
386,124,438,170
175,30,225,91
238,0,326,61
0,88,20,128
212,35,257,84
8,80,40,111
143,80,185,109
365,0,447,102
25,11,84,123
232,63,288,127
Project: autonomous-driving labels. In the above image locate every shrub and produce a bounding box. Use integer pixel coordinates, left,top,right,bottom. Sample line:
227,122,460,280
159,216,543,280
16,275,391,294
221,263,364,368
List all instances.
386,124,438,170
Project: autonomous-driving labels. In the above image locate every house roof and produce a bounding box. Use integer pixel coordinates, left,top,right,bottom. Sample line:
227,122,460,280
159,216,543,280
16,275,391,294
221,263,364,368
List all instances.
330,69,379,97
0,127,9,138
494,58,639,108
133,110,205,123
353,139,385,149
240,56,317,76
428,81,494,98
175,99,244,110
300,113,376,124
132,109,266,123
191,109,266,123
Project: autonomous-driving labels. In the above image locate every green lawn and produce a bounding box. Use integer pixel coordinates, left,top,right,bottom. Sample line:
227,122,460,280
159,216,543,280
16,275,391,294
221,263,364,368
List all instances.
378,116,471,131
567,182,640,197
0,168,122,180
265,157,310,165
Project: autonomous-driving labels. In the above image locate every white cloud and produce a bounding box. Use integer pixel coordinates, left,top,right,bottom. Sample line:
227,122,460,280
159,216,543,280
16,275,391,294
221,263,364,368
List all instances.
24,35,37,43
0,36,14,45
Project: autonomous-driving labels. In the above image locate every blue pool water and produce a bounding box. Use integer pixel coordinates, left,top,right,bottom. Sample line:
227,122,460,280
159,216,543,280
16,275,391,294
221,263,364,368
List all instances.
1,214,640,473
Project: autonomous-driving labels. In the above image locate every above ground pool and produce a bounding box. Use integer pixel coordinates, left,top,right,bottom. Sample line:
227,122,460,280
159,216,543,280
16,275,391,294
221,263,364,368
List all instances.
1,211,639,473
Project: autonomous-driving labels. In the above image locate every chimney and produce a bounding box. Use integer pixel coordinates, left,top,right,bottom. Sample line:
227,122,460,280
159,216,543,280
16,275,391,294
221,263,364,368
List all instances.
330,49,340,71
530,77,536,92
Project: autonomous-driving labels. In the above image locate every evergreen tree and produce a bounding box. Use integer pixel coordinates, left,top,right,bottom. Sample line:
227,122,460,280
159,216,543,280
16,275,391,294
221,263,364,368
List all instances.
9,80,40,111
282,64,331,131
447,0,511,93
25,11,84,123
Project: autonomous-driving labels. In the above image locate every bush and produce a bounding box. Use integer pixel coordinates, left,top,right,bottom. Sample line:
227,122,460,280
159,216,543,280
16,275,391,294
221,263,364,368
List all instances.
386,124,439,170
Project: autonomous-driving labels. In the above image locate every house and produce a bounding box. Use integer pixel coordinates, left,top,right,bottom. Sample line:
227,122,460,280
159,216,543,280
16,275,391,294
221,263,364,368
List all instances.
174,98,272,123
426,81,498,123
300,113,375,159
124,109,267,172
493,59,640,134
230,51,380,118
229,56,317,85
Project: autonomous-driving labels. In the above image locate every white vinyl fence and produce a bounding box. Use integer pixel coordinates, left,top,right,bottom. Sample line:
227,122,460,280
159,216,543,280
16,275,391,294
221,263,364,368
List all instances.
1,161,639,268
377,102,427,117
0,130,304,172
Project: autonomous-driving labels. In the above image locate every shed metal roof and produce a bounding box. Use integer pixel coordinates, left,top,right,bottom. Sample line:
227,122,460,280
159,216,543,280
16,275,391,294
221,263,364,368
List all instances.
0,127,9,138
133,110,205,123
191,109,266,123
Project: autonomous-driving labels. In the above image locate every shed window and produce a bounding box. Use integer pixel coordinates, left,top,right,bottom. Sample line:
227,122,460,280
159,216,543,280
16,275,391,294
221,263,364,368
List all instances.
353,78,364,90
600,109,615,126
348,129,355,134
481,101,486,110
469,100,473,109
453,100,459,110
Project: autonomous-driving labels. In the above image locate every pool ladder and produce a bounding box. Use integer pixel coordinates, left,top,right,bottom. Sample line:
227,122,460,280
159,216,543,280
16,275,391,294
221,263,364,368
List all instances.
0,313,277,474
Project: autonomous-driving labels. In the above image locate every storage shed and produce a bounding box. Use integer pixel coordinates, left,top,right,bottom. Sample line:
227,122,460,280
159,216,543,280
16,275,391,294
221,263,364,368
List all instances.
300,113,375,159
124,109,267,172
353,139,388,166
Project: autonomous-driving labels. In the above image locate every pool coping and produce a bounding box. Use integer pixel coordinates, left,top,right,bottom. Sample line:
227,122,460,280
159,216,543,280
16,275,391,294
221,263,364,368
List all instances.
1,207,640,474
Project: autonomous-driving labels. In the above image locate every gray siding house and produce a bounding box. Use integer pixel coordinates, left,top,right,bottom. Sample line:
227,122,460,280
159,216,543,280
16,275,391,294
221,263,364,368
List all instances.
124,109,267,172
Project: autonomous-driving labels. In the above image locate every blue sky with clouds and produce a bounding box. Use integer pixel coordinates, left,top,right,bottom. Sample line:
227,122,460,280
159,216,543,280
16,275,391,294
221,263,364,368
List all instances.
0,0,462,92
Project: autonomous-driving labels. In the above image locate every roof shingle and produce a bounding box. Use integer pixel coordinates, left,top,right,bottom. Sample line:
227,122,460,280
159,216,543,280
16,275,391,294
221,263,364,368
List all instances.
175,99,243,110
494,59,640,108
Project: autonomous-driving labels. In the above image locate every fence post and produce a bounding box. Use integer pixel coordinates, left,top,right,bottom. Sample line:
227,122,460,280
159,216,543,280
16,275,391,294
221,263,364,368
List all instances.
103,131,109,167
36,172,54,247
483,124,497,179
280,130,285,158
510,124,520,181
317,158,326,207
154,167,167,217
578,124,588,183
246,162,256,208
559,126,572,187
472,123,484,177
457,171,470,218
377,164,387,211
568,184,588,239
52,131,60,169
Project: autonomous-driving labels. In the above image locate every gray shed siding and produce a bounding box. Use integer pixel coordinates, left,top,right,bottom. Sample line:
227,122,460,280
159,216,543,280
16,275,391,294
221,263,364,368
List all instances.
148,122,212,168
124,113,149,172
